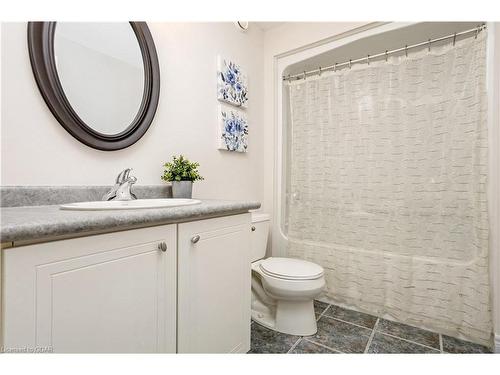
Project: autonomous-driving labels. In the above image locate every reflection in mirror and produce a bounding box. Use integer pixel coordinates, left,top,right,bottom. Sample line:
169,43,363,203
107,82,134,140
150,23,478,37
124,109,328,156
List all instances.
54,23,145,135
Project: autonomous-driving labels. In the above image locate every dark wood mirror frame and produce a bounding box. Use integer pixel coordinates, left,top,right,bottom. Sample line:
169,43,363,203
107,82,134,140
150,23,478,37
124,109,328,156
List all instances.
27,22,160,151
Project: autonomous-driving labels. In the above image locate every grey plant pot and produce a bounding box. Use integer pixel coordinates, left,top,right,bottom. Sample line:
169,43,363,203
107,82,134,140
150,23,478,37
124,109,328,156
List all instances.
171,181,193,199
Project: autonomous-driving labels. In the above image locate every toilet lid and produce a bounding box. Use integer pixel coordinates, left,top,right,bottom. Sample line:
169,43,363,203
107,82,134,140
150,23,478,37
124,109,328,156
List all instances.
259,257,324,280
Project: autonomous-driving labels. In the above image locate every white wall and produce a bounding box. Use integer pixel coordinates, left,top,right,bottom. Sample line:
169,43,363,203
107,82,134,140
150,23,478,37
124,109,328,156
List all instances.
488,22,500,352
0,22,265,205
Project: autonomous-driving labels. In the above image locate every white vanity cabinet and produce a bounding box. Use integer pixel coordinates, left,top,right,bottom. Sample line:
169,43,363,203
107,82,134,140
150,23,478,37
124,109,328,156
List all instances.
177,213,251,353
1,213,252,353
2,224,177,353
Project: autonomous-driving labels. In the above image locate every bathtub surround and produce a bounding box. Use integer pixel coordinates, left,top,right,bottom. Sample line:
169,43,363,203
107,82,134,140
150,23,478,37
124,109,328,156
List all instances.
286,33,491,345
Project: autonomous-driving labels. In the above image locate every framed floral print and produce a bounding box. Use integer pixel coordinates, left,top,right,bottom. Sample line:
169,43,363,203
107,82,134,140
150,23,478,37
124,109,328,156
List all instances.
218,104,248,152
217,55,248,108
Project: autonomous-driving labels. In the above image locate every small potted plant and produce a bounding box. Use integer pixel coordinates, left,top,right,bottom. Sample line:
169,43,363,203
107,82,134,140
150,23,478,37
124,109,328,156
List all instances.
161,155,204,199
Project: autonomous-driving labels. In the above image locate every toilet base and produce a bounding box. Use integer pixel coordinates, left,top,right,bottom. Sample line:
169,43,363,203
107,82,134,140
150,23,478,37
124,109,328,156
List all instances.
275,299,317,336
251,294,276,329
252,299,318,336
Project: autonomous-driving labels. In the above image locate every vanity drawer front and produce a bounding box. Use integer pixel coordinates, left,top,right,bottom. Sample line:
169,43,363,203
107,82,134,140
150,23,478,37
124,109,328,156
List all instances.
2,224,177,353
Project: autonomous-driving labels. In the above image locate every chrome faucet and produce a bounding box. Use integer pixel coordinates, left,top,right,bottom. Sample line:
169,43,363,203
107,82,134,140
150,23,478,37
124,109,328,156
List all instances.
102,168,138,201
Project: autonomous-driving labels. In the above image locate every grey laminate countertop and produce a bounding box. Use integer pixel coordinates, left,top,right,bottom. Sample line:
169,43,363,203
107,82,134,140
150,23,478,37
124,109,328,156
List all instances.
0,200,261,244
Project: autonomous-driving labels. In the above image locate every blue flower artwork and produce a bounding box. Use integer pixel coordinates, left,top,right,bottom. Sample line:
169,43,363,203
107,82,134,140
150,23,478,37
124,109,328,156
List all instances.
217,56,248,108
218,105,248,152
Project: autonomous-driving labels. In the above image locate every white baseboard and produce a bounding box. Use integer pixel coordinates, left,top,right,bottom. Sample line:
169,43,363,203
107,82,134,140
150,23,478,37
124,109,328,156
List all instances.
495,334,500,353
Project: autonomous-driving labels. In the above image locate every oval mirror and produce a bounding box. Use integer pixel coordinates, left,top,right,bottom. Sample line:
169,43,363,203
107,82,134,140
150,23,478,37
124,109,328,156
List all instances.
54,23,145,135
27,22,160,150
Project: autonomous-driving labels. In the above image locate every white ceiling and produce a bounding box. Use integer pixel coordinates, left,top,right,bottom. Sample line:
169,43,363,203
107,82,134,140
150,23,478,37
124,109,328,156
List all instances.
253,22,286,31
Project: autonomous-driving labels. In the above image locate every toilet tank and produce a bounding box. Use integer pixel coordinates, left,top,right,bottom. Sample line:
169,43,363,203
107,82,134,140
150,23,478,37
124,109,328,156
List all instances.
250,213,270,262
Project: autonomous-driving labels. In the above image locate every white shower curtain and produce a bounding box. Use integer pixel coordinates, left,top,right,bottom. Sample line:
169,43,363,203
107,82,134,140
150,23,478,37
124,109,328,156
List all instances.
286,32,491,345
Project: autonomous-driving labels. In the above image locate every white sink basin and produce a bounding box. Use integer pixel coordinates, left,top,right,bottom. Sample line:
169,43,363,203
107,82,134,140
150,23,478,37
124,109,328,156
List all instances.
60,198,202,211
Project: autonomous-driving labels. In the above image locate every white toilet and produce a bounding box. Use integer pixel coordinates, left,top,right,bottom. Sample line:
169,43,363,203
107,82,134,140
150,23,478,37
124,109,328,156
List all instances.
250,213,326,336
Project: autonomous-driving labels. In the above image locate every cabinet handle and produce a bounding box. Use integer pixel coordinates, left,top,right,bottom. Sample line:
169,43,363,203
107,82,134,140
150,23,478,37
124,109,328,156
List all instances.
191,235,200,244
158,242,167,252
251,226,256,232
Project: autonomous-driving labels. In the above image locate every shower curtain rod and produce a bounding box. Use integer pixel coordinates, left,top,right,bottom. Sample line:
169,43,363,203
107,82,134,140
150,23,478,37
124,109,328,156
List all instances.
283,24,486,81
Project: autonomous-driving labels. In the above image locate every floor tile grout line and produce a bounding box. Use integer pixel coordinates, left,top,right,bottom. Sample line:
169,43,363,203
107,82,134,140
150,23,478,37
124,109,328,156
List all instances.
316,304,330,322
319,312,438,353
287,338,303,354
364,318,380,353
315,302,441,351
375,330,441,352
323,315,374,332
303,338,344,354
439,334,443,353
321,305,440,351
310,304,347,353
317,302,378,331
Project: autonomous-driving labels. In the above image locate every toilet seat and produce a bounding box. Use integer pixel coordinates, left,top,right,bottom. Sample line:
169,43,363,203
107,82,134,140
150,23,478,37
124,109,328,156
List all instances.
259,257,324,281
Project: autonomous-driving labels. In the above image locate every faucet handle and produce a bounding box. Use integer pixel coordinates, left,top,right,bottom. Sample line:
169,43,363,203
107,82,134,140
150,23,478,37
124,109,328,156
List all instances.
126,175,138,200
115,168,132,184
102,168,137,201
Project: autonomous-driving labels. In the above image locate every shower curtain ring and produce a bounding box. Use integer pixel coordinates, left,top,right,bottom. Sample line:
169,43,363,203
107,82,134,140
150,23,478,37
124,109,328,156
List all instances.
288,74,291,83
334,63,337,72
405,45,408,58
453,32,457,46
318,66,322,76
349,59,352,69
385,50,388,62
475,26,480,39
367,55,370,65
428,39,431,52
303,71,306,80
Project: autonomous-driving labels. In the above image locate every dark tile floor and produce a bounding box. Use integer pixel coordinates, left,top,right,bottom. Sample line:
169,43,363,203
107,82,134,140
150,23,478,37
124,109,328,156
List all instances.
249,300,493,354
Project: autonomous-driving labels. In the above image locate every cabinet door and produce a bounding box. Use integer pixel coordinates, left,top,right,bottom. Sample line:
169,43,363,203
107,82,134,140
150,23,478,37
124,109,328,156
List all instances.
177,213,251,353
2,225,176,353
